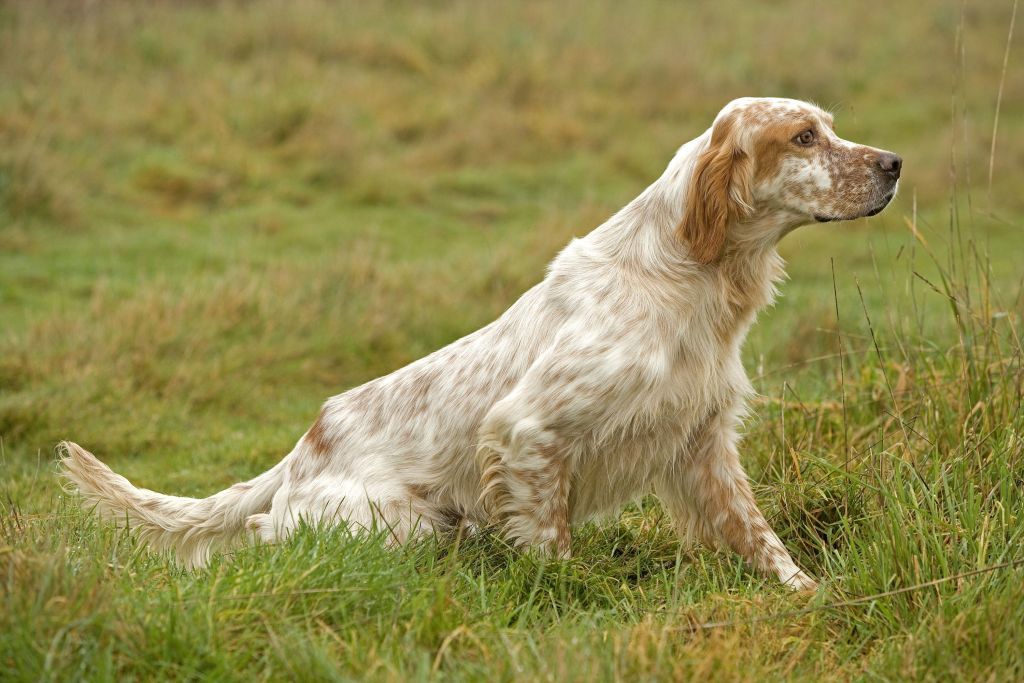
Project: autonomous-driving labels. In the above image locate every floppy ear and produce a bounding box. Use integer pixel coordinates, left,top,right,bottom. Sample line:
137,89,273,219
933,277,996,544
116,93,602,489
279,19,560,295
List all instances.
677,118,753,264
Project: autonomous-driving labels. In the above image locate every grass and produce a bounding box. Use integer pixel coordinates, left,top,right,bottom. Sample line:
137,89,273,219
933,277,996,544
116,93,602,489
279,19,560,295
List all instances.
2,0,1023,680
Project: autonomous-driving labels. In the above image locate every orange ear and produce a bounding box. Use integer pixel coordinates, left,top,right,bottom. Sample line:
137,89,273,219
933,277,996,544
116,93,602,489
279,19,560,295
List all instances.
678,118,752,264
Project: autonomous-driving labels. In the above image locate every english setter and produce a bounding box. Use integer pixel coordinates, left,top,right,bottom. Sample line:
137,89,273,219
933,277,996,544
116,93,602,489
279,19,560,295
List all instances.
62,98,900,590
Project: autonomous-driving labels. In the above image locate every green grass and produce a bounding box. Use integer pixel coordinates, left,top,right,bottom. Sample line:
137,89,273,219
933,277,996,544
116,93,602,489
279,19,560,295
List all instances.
2,0,1024,680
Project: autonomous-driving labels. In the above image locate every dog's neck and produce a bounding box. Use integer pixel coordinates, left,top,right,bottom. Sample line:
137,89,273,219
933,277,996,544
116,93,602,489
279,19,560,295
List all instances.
579,145,786,321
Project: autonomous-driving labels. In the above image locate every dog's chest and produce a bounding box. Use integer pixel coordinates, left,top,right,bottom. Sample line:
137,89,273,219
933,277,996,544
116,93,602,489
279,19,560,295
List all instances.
663,297,755,407
566,311,755,519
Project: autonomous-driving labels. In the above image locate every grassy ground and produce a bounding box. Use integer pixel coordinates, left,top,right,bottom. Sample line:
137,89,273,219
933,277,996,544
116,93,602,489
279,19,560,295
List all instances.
2,0,1023,680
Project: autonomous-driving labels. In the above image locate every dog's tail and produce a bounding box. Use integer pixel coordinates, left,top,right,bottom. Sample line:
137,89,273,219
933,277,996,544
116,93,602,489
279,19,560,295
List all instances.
59,441,286,569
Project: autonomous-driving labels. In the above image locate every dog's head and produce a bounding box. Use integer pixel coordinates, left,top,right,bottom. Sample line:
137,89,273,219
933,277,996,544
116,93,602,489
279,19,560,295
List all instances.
679,97,901,263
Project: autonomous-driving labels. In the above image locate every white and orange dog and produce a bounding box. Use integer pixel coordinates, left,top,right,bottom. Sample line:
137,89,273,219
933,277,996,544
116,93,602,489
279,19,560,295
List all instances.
62,98,900,589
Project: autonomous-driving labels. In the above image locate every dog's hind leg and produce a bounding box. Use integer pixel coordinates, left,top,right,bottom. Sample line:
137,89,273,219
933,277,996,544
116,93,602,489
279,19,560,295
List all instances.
245,513,279,543
247,475,439,548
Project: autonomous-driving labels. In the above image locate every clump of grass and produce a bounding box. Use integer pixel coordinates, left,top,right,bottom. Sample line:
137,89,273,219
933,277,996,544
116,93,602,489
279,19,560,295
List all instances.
0,148,79,226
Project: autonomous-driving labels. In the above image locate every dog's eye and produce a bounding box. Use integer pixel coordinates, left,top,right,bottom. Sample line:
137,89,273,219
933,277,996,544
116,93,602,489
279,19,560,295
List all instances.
793,129,816,146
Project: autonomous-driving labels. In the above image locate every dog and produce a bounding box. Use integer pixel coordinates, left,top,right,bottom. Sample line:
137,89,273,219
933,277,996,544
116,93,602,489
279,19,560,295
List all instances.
61,97,900,589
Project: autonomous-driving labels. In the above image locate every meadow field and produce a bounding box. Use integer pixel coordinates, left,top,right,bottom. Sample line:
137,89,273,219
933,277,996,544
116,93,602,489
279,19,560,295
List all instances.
2,0,1023,680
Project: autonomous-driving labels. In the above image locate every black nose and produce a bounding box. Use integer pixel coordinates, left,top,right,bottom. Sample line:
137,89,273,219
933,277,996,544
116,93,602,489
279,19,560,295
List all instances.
877,152,902,179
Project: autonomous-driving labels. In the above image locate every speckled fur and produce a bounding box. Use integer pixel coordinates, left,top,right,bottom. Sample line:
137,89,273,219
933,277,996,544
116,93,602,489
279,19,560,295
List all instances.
60,98,899,589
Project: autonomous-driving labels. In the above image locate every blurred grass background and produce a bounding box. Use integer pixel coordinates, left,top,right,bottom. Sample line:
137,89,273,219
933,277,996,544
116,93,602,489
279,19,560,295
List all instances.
1,0,1023,680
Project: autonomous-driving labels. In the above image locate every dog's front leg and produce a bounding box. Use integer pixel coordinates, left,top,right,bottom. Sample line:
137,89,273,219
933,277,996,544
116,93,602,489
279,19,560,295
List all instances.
478,409,572,558
660,408,817,590
476,335,646,558
476,321,670,558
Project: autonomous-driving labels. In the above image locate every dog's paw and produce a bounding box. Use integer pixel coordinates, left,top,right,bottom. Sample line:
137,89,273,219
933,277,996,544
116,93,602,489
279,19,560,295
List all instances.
783,570,819,592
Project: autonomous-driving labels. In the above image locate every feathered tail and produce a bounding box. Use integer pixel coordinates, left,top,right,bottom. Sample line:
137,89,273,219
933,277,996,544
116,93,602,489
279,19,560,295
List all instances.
59,441,285,568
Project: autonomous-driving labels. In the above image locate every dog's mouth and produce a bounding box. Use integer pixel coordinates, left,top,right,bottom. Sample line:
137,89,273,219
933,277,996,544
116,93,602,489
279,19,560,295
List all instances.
814,191,895,223
863,193,894,217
